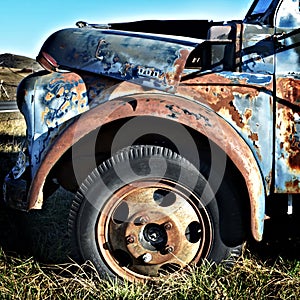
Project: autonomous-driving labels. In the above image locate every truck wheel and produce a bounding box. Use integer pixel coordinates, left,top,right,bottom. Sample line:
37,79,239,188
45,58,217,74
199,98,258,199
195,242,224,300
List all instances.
68,145,242,281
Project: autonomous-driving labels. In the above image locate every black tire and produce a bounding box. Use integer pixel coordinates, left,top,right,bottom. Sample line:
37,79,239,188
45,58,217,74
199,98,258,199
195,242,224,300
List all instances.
68,145,243,281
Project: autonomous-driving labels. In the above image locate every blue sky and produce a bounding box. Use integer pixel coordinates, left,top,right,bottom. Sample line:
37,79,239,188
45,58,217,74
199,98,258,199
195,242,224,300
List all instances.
0,0,253,58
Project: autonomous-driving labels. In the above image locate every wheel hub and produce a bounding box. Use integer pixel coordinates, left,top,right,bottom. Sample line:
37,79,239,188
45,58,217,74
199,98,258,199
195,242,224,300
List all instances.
97,182,212,279
124,210,180,264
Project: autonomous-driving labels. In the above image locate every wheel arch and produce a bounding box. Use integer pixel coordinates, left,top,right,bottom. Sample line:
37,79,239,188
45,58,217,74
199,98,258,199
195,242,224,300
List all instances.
27,91,266,241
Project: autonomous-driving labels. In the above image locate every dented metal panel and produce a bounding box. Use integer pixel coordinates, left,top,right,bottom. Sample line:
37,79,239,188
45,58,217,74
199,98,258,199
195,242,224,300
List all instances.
38,28,201,93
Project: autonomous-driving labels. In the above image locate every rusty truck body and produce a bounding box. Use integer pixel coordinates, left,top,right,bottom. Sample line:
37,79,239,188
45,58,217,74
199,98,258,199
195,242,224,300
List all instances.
3,0,300,281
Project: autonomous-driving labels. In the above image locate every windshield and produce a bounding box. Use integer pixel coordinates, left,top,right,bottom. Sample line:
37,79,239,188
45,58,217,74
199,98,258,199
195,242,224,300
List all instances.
251,0,273,15
245,0,281,24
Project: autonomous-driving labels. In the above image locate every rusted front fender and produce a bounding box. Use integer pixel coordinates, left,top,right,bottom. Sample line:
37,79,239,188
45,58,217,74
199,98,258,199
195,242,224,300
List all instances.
28,83,265,241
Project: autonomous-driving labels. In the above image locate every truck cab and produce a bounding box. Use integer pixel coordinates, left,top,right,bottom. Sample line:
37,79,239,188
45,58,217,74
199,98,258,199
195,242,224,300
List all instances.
3,0,300,282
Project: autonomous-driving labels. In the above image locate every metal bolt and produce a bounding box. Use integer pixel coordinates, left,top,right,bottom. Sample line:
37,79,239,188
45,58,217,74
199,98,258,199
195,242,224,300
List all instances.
164,222,172,231
126,235,135,244
142,253,153,263
139,215,150,225
165,245,174,254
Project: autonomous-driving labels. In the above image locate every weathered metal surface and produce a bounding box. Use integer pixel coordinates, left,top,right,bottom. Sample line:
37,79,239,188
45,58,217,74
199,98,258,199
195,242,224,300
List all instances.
275,105,300,192
277,77,300,107
178,72,274,194
15,71,120,181
16,71,89,179
37,28,201,93
274,0,300,193
24,90,265,241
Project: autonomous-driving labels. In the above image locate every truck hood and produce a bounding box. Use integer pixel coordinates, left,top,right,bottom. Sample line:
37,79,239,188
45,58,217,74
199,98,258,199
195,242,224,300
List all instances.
37,27,205,92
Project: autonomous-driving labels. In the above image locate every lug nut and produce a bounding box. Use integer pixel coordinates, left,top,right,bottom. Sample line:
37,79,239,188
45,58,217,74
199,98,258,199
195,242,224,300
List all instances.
165,245,174,254
139,215,150,225
126,235,135,244
164,222,172,230
142,253,152,263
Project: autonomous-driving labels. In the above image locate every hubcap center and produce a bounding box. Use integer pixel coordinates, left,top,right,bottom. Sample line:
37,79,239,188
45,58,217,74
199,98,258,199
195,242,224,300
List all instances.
143,223,168,250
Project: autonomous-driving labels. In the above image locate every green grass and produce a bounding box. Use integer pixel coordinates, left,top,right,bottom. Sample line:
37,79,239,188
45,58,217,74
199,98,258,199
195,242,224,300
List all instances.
0,112,300,299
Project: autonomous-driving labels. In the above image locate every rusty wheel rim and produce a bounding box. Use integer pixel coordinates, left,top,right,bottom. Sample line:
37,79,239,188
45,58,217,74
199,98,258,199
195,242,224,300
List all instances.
97,179,213,281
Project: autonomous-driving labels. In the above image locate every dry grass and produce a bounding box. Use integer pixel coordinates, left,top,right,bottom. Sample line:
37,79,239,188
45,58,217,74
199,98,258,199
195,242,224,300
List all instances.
0,67,31,100
0,112,25,135
0,248,299,299
0,112,26,152
0,113,26,198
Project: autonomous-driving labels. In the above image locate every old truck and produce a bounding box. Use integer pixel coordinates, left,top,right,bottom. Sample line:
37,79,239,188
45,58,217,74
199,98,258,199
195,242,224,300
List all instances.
3,0,300,281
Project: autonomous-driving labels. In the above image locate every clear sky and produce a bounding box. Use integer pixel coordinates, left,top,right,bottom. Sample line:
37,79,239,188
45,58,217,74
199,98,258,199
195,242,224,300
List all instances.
0,0,253,59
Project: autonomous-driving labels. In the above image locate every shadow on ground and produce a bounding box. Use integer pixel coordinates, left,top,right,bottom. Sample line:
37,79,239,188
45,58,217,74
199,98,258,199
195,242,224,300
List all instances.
248,214,300,263
0,187,75,263
0,146,299,265
1,188,300,266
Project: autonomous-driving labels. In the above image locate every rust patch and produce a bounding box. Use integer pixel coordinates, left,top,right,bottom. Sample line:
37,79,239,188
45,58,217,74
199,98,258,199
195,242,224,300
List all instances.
249,132,259,142
244,108,252,120
285,180,300,192
278,106,300,172
277,77,300,106
249,131,262,161
167,49,191,87
275,102,300,193
289,153,300,171
178,73,263,129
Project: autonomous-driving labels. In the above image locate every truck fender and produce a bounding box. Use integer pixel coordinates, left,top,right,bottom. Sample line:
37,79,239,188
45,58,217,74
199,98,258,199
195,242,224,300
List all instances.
28,85,265,241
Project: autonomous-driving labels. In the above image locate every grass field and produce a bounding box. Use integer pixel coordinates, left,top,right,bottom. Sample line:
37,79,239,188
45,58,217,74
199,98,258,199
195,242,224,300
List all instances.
0,67,30,101
0,112,299,299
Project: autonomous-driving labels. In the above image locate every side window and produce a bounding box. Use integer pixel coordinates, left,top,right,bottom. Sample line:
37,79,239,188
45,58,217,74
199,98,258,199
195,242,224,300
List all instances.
276,0,300,28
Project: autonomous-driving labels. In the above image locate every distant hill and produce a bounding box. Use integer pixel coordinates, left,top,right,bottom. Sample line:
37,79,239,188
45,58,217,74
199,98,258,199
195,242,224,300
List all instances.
0,53,41,72
0,53,43,101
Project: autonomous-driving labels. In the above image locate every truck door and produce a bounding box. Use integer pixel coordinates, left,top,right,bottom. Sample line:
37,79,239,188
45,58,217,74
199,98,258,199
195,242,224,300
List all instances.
275,0,300,193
